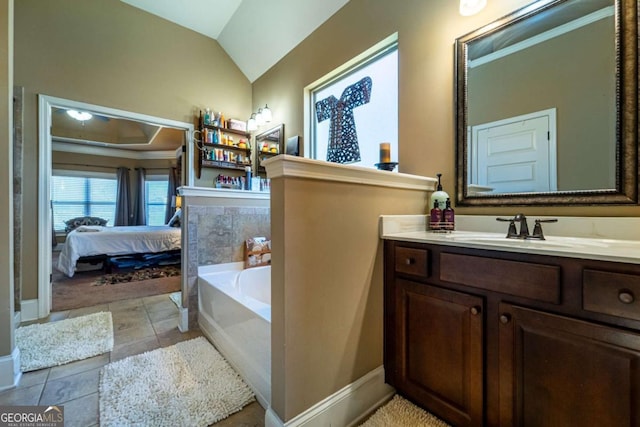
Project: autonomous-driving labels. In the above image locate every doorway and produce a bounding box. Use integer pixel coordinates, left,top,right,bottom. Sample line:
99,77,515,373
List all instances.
37,95,194,319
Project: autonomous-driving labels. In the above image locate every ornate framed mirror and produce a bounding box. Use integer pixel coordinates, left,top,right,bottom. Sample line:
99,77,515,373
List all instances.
255,124,284,175
455,0,638,206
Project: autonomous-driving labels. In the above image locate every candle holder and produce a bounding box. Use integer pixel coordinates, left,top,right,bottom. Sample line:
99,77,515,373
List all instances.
375,162,398,172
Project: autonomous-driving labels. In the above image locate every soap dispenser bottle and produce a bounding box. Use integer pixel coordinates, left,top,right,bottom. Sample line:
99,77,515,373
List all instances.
430,200,442,231
430,173,449,212
443,198,455,230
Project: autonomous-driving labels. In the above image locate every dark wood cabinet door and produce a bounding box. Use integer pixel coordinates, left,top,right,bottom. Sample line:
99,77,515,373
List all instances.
499,304,640,427
392,279,484,427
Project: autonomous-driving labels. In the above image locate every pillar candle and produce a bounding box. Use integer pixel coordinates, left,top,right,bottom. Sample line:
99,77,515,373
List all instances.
380,142,391,163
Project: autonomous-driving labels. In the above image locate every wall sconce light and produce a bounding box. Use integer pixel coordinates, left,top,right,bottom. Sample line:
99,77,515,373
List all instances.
247,113,258,131
247,104,273,132
460,0,487,16
262,104,272,123
256,109,264,126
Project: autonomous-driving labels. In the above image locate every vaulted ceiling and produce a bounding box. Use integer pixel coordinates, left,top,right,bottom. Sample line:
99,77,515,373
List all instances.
120,0,350,82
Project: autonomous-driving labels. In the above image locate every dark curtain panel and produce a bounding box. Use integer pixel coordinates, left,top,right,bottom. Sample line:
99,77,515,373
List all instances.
165,167,178,224
114,167,130,226
132,168,147,226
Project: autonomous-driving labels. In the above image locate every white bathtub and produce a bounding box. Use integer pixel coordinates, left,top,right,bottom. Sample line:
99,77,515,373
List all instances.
198,262,271,407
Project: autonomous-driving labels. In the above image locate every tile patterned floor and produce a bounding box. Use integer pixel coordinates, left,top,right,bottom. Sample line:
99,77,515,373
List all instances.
1,294,265,427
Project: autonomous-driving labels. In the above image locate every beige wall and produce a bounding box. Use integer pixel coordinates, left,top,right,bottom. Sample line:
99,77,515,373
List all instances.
14,0,252,301
0,0,13,359
270,175,429,421
52,151,176,174
252,0,639,217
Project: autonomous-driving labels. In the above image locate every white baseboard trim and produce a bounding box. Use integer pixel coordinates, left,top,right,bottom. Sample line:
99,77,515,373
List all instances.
0,347,22,392
20,299,39,322
265,365,394,427
178,307,188,332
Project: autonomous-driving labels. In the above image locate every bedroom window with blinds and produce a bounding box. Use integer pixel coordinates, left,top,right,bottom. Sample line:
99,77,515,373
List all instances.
51,172,117,231
145,177,169,226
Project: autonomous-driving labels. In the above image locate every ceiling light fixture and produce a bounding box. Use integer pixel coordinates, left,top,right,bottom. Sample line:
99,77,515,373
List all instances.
255,108,264,126
460,0,487,16
66,109,93,121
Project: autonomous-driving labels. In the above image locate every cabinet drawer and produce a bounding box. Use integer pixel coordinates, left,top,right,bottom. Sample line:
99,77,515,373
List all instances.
440,253,561,304
394,246,429,278
583,269,640,321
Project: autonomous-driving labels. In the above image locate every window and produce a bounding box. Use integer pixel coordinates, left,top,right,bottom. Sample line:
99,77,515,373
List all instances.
310,39,398,168
51,172,117,231
145,177,169,226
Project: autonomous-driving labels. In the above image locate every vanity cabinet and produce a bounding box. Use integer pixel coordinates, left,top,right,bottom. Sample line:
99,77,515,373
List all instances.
498,303,640,426
390,278,484,427
384,240,640,427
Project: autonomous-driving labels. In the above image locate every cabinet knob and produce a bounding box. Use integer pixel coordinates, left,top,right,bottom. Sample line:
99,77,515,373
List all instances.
405,258,415,265
499,314,511,324
470,306,481,315
618,290,635,304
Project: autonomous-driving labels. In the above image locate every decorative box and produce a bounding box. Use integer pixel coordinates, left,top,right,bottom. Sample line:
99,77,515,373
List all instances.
228,119,247,132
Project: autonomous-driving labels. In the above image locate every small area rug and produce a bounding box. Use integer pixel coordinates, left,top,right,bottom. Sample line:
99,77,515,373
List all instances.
360,395,451,427
16,312,114,372
93,265,181,286
99,337,254,426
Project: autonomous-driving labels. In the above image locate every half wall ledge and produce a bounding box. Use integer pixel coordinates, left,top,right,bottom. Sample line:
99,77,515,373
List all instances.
262,154,437,191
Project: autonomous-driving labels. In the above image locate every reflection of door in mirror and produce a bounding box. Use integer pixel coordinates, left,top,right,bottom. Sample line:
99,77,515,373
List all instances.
469,109,557,194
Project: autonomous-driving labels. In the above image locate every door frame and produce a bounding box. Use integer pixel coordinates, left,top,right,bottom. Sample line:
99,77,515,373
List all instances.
37,94,195,318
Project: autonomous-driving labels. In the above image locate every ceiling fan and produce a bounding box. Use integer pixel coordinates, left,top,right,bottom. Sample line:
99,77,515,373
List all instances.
54,107,110,123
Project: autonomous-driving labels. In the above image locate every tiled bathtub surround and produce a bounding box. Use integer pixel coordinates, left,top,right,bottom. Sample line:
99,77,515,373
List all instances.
186,203,270,328
190,206,271,266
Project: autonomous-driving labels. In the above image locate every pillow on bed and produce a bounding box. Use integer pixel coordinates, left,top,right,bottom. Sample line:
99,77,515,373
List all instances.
64,216,108,232
167,209,181,227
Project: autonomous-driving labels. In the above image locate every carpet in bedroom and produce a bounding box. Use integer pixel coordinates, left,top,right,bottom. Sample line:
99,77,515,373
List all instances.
52,259,180,314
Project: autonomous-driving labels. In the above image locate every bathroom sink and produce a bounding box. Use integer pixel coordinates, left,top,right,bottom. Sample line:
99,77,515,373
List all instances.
380,216,640,265
442,232,611,249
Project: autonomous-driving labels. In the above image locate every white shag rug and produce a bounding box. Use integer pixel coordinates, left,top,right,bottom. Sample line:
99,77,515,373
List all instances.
16,311,114,372
99,337,255,427
360,395,451,427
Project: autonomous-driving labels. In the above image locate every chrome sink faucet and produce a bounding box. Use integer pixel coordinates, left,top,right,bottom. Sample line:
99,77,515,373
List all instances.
496,214,558,240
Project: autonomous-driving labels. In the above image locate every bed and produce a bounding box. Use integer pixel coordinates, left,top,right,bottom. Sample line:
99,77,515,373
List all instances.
57,225,181,277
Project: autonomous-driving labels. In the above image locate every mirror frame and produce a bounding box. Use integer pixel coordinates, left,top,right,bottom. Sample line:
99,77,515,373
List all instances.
254,123,284,174
455,0,638,206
